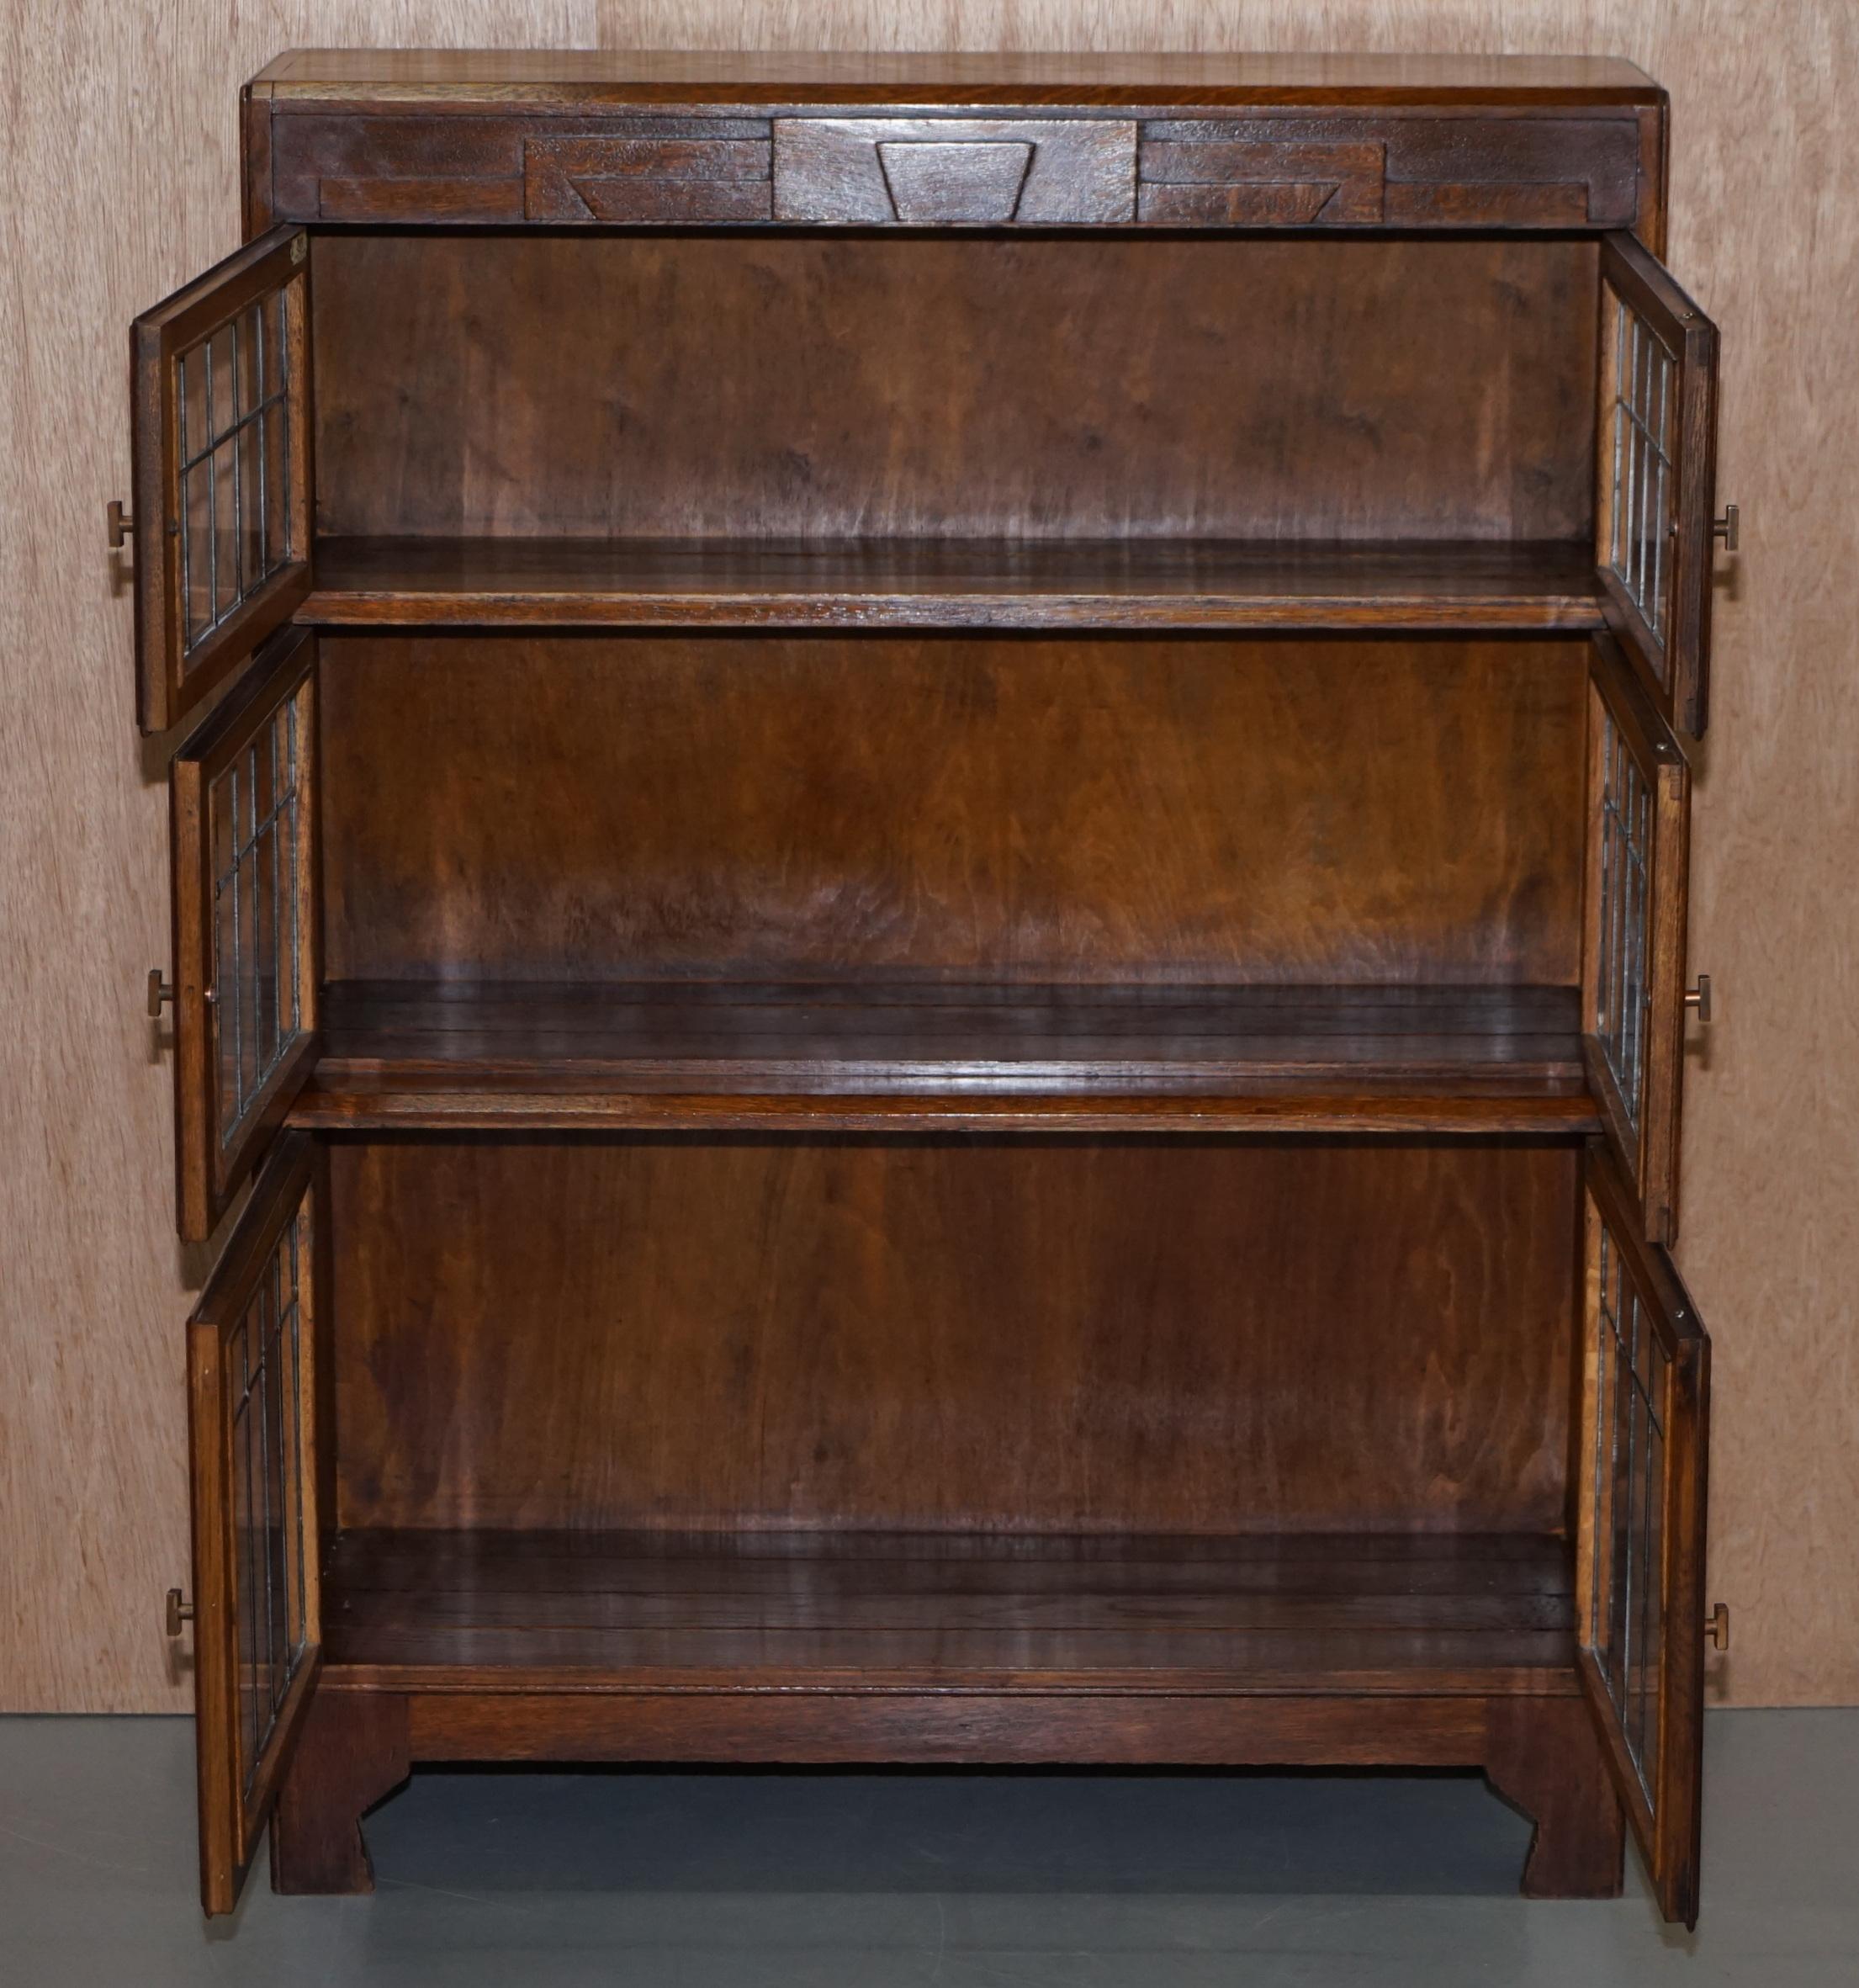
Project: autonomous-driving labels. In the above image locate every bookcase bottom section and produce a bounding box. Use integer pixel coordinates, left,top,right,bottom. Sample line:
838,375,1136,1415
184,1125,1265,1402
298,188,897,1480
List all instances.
273,1677,1623,1902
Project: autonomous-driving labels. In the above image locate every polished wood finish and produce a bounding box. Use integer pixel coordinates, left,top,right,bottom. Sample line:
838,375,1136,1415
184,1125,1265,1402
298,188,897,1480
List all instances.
1582,634,1693,1244
302,537,1606,633
251,55,1662,243
1137,115,1640,228
396,1689,1502,1767
310,234,1597,546
317,634,1586,989
1595,235,1722,736
1485,1693,1627,1899
167,626,319,1241
278,1678,1619,1899
774,115,1136,225
1576,1142,1712,1927
252,50,1662,101
319,1528,1578,1696
312,979,1587,1080
184,1132,321,1914
268,1687,408,1897
290,981,1594,1135
294,1089,1597,1137
119,47,1726,1922
327,1137,1578,1539
131,226,313,734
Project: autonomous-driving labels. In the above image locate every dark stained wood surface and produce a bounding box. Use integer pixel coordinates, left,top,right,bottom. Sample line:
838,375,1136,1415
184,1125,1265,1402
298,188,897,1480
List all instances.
773,116,1136,225
310,235,1597,544
395,1691,1505,1768
303,537,1605,633
319,1527,1577,1695
119,45,1711,1926
291,1089,1597,1135
294,981,1596,1133
316,980,1583,1082
1582,636,1693,1243
1576,1142,1713,1927
317,634,1589,991
267,106,1650,235
185,1133,321,1914
327,1137,1579,1539
269,1688,409,1901
251,53,1662,246
1485,1694,1627,1897
252,50,1660,106
1137,116,1639,229
131,226,313,733
1594,235,1722,737
167,627,320,1242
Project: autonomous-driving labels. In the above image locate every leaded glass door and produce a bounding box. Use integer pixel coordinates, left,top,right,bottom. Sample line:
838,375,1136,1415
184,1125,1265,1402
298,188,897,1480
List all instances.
130,225,313,734
187,1132,324,1915
1576,1142,1712,1927
1594,233,1721,738
1582,634,1691,1245
168,627,319,1240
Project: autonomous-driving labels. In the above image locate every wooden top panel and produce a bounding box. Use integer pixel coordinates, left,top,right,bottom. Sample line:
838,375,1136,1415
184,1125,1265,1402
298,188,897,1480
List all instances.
254,56,1658,235
252,48,1659,108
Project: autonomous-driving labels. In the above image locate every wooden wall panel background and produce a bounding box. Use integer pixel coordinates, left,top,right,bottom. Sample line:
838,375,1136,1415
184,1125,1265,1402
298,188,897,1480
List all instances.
1,1,1852,1710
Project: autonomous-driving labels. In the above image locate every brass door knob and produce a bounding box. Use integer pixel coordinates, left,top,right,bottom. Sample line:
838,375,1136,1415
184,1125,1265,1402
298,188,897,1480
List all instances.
1712,504,1739,551
1685,975,1713,1023
1705,1602,1730,1652
166,1588,195,1637
147,969,175,1018
108,499,135,549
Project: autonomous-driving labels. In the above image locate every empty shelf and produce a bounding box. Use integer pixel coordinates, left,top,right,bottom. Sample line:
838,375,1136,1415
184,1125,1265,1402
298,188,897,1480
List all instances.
289,980,1599,1133
303,537,1607,633
320,1526,1580,1696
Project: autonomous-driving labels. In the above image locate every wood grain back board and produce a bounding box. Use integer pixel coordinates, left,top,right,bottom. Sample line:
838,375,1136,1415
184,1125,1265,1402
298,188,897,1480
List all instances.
330,1135,1579,1538
310,232,1597,543
320,631,1587,987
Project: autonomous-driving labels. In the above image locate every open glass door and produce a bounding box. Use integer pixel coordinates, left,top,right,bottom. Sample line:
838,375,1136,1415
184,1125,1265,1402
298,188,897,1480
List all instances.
1582,634,1692,1245
1594,233,1721,738
131,225,313,734
1576,1142,1712,1927
187,1132,324,1915
169,627,319,1241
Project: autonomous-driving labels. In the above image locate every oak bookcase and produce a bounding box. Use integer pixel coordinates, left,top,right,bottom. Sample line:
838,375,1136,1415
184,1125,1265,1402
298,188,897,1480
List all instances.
126,50,1730,1922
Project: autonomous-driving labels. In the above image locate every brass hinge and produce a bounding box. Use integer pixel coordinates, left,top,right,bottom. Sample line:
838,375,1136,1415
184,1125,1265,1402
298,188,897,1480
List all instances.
1685,975,1713,1023
165,1588,195,1637
146,968,174,1018
1712,505,1740,552
107,499,135,549
1705,1602,1730,1652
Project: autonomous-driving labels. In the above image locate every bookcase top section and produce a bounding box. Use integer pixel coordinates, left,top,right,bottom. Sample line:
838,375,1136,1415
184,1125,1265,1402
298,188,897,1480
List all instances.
249,52,1664,236
251,48,1660,109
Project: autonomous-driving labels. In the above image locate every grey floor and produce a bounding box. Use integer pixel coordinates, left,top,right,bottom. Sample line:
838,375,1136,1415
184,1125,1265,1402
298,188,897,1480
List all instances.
2,1711,1852,1985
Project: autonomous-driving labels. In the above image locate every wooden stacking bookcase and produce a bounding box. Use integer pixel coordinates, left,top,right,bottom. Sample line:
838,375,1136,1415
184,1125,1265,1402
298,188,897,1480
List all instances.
128,50,1732,1924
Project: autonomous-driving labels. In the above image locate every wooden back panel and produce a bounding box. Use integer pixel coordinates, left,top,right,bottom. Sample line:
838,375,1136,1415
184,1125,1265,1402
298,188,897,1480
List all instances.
310,233,1597,542
330,1136,1578,1537
320,632,1587,987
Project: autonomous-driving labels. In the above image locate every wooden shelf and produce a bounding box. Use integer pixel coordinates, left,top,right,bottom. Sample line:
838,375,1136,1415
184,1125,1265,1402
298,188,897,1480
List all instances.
289,980,1600,1134
320,1527,1578,1696
302,537,1605,634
